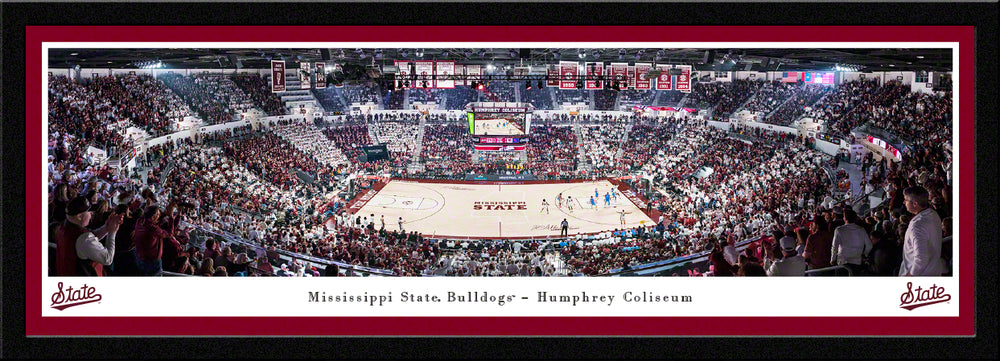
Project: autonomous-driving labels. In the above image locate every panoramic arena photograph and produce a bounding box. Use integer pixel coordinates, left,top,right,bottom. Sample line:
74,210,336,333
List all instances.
43,42,956,281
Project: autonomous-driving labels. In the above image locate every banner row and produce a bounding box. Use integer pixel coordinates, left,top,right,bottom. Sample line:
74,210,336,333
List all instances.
271,60,692,92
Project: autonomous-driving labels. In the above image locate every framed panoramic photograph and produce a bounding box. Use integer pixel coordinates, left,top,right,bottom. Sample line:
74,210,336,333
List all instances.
3,1,995,359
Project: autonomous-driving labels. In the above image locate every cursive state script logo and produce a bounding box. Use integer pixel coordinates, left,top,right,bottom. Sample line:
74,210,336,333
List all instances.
50,282,102,311
899,282,951,311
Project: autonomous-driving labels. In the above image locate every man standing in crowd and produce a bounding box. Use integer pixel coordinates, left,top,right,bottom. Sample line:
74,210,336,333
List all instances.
765,234,807,276
56,196,123,276
830,208,872,275
899,186,946,276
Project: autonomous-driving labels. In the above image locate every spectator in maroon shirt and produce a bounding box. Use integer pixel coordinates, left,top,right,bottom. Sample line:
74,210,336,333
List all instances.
132,205,173,275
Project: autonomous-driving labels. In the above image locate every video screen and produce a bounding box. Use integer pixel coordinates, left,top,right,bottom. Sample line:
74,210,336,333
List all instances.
468,113,528,136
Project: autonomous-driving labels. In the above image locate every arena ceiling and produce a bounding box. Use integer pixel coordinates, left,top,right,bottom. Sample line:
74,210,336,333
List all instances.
47,47,952,73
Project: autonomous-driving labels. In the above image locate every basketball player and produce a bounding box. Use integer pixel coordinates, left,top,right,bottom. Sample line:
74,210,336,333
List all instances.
556,193,564,208
612,190,619,207
540,199,550,214
595,188,600,199
604,191,612,208
620,209,628,226
398,216,404,232
590,196,597,210
566,196,574,213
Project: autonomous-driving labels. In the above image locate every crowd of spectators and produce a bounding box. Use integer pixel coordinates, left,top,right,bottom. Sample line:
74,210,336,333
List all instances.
421,124,472,173
48,75,129,153
618,116,686,172
579,116,630,172
383,89,406,110
803,79,883,137
827,80,910,139
711,79,766,120
862,90,952,144
270,120,350,167
312,87,348,113
525,124,578,176
766,83,831,126
659,90,685,106
222,132,331,190
438,86,480,110
232,74,287,116
159,73,240,125
617,89,656,108
408,88,446,105
483,81,516,103
426,241,563,276
743,81,798,116
368,117,420,168
555,89,588,105
593,90,619,110
521,87,553,110
341,84,381,105
322,121,371,162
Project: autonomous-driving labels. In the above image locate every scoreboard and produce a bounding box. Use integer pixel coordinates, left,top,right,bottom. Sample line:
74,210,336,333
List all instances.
471,136,528,144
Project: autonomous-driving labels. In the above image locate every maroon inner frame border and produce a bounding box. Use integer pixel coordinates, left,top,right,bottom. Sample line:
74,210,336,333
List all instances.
25,26,975,336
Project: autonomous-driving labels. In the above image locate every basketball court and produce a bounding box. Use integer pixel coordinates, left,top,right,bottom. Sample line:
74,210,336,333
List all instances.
349,179,654,239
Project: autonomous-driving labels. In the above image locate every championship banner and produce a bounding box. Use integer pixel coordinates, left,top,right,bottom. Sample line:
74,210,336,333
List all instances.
436,60,455,89
546,65,560,87
300,62,311,89
635,63,653,90
395,60,411,87
455,64,465,86
271,60,285,92
676,65,692,93
655,64,673,90
610,63,628,89
585,62,604,90
315,62,326,89
415,60,435,88
466,64,481,86
627,66,636,89
559,61,579,89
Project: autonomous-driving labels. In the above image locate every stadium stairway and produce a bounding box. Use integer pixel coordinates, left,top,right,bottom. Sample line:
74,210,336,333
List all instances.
613,121,633,163
411,114,428,163
548,88,557,108
676,92,690,109
765,87,800,121
271,72,323,113
572,122,591,172
652,90,664,107
731,86,763,116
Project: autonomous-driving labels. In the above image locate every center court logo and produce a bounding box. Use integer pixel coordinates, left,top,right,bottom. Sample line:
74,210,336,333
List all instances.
899,282,951,311
50,282,102,311
473,201,527,211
